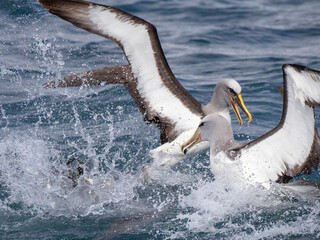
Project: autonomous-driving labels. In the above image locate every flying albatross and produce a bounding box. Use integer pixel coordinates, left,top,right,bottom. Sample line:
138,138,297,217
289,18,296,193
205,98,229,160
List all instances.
39,0,251,167
182,64,320,188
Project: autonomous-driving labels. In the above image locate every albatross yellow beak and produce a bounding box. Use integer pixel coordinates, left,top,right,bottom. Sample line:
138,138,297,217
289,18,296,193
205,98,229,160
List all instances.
181,127,201,154
229,94,252,125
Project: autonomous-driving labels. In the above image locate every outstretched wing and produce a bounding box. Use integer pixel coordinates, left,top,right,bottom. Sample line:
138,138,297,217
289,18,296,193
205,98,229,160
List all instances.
43,65,132,88
39,0,204,143
229,64,320,184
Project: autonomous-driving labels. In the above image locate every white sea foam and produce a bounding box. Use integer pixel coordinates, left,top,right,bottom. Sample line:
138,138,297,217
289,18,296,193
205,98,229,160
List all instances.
0,133,144,217
177,178,320,238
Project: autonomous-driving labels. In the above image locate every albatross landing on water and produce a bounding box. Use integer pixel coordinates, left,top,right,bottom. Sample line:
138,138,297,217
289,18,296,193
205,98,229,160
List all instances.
39,0,252,167
182,64,320,189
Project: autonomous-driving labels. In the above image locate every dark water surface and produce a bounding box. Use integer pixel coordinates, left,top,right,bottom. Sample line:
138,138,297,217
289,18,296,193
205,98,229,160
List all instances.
0,0,320,239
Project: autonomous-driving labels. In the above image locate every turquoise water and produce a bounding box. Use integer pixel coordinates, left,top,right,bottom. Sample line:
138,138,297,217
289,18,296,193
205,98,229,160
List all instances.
0,0,320,239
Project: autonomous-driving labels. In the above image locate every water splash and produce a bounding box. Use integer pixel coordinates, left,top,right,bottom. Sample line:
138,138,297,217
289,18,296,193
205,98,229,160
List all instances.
177,178,320,239
0,132,144,217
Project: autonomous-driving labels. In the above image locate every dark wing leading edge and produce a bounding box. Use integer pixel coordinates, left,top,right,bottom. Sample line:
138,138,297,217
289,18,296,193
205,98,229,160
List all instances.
39,0,204,143
229,64,320,184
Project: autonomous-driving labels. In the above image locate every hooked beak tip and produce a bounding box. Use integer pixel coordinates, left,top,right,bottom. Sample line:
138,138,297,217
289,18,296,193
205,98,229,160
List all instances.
180,145,187,154
181,128,201,154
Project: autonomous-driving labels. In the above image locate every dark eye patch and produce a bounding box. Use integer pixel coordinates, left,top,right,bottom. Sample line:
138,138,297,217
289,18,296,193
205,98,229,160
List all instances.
199,122,204,127
228,88,237,96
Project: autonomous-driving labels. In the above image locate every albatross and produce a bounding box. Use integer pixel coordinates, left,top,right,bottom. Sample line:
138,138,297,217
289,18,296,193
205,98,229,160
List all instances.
39,0,251,167
182,64,320,188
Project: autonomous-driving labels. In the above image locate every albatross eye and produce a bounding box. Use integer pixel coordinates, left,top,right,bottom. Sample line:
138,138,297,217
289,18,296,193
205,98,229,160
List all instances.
228,88,237,96
199,122,204,127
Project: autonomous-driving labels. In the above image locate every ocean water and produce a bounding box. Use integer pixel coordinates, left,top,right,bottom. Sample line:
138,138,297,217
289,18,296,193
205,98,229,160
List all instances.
0,0,320,239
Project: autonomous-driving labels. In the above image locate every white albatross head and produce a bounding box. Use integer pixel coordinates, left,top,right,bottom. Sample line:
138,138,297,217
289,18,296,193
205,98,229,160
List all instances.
181,113,240,156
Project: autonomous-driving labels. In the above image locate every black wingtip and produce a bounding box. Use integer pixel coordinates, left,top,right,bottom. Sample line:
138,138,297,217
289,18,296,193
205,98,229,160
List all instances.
283,64,320,75
282,64,305,72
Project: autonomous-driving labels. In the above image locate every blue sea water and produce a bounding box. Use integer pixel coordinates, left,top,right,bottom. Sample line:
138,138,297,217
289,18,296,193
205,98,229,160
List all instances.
0,0,320,239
